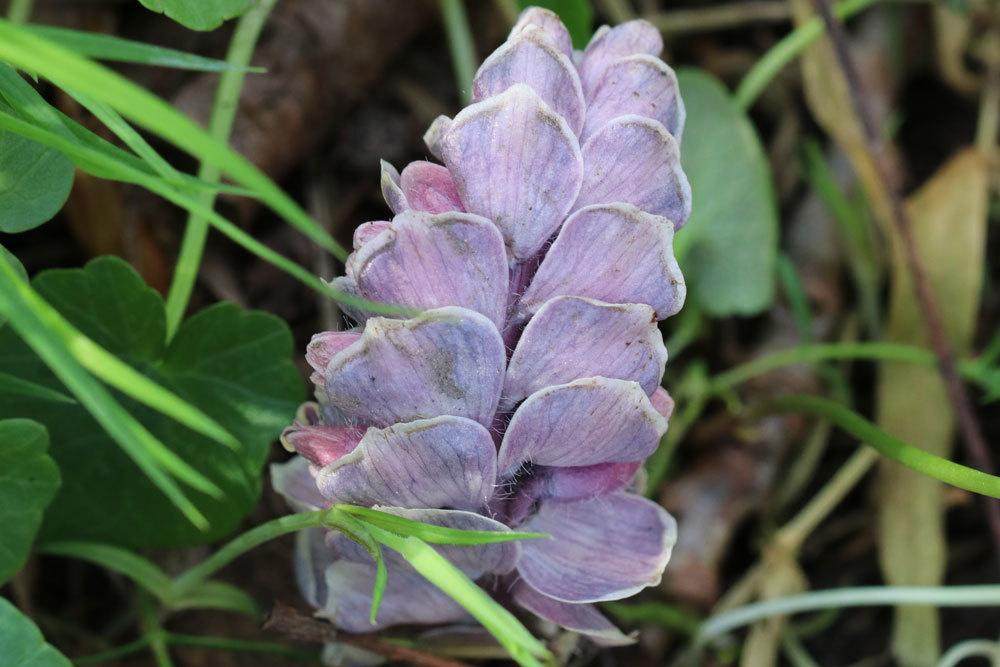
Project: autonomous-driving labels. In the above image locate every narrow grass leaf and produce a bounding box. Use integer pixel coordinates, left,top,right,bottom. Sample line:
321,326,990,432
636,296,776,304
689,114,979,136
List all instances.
760,394,1000,500
0,20,348,260
340,505,548,545
0,260,212,531
41,541,173,600
23,24,263,71
366,524,551,667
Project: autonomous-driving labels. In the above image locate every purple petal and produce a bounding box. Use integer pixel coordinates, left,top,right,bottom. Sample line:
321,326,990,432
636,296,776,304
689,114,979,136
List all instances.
574,115,691,228
294,527,334,608
473,26,585,135
316,416,497,511
517,203,686,321
423,115,452,160
510,6,573,60
319,559,470,632
271,457,328,512
517,493,677,602
504,295,666,408
324,307,505,427
438,84,583,261
581,55,684,141
328,275,370,326
399,161,464,214
579,20,663,96
513,581,636,646
498,377,667,476
380,160,407,214
347,211,509,328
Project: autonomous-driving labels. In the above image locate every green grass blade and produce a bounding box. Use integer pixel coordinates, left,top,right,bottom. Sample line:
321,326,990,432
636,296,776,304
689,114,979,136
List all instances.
340,505,549,546
66,89,181,182
23,24,264,72
4,261,239,450
0,369,76,405
0,19,348,261
760,394,1000,499
0,262,215,530
168,580,259,617
0,108,416,318
41,541,173,600
366,524,551,667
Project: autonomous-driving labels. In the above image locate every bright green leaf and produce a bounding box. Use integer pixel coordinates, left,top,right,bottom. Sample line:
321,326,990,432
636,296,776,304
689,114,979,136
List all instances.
341,505,548,546
674,68,778,317
0,104,73,234
516,0,593,48
0,598,71,667
0,419,60,584
137,0,254,31
0,245,26,329
0,257,303,548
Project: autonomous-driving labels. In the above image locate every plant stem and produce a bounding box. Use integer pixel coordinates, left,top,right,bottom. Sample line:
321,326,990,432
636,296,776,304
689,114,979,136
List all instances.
74,637,151,665
707,341,984,395
140,592,174,667
6,0,32,22
936,639,1000,667
734,0,879,109
165,0,276,339
172,510,343,592
696,585,1000,647
811,0,1000,568
166,633,320,661
759,394,1000,499
439,0,477,104
646,1,789,35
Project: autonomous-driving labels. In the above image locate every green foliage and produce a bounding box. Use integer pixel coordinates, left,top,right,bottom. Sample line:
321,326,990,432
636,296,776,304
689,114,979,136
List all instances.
0,598,71,667
674,68,778,317
0,245,26,329
0,102,73,234
516,0,593,48
0,257,303,548
136,0,253,31
22,24,259,71
0,420,60,584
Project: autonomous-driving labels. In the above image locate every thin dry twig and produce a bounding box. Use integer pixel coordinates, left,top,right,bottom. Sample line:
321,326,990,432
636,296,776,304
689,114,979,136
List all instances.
811,0,1000,570
263,602,472,667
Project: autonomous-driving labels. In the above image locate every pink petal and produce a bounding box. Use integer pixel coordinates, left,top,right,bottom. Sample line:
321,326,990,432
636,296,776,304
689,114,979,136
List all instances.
316,416,497,511
347,211,509,328
510,6,574,60
574,114,691,227
324,307,505,428
581,55,684,141
307,331,363,383
399,161,464,214
651,386,674,420
438,84,583,261
423,115,452,160
517,203,686,321
513,581,636,646
517,493,677,602
579,19,663,96
498,377,667,476
353,220,391,250
473,25,585,135
504,295,666,408
537,461,643,501
280,423,365,469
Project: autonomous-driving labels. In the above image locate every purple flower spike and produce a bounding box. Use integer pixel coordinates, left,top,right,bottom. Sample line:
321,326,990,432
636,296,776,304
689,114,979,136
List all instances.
273,6,692,648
